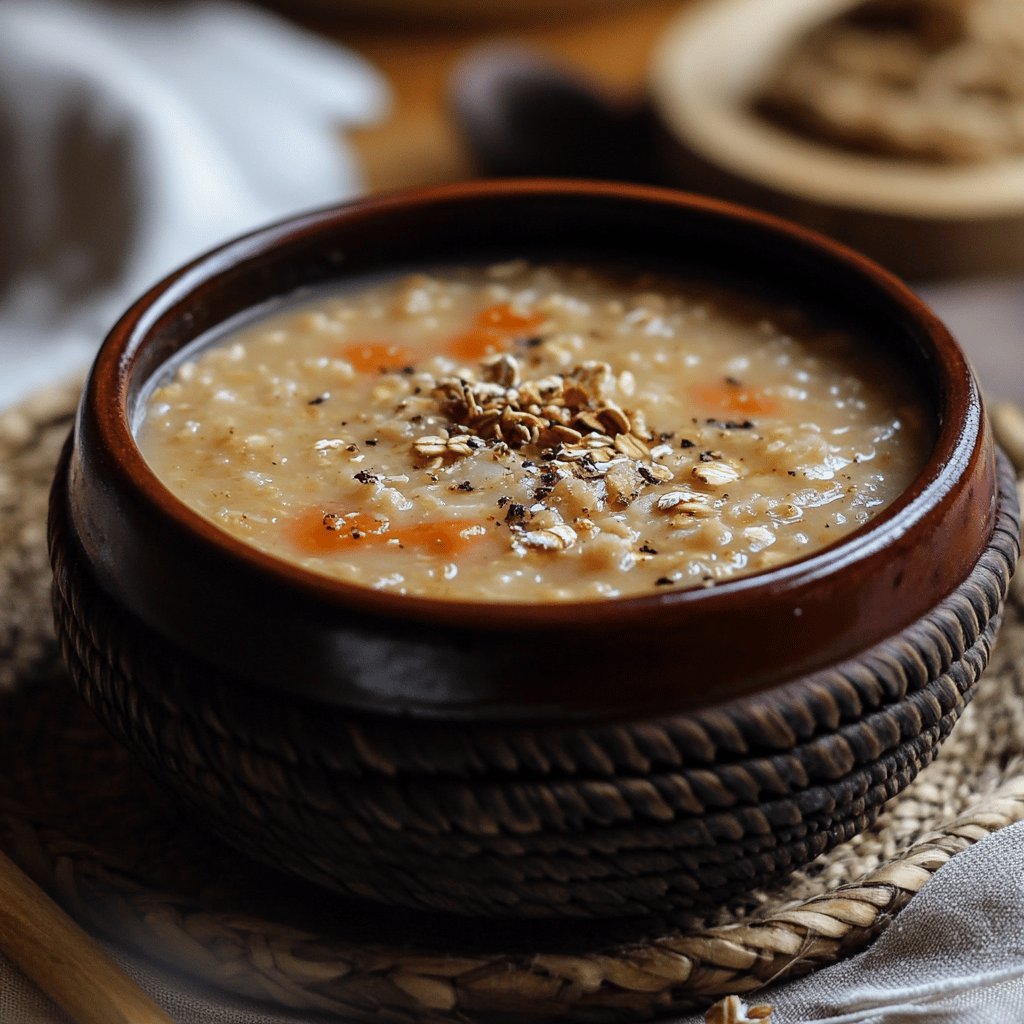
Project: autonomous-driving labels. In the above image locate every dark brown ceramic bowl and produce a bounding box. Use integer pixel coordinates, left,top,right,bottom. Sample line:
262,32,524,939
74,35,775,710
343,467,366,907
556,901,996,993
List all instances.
49,180,1020,920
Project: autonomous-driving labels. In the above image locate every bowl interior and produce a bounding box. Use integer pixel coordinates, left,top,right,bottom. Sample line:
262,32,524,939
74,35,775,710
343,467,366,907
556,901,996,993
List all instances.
119,181,953,595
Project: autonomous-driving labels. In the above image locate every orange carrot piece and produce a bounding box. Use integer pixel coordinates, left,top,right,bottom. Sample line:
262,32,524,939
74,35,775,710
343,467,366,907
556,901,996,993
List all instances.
390,520,481,556
474,303,545,334
445,305,545,362
691,381,778,417
446,327,507,362
340,306,544,373
287,509,483,558
339,341,417,373
287,509,388,554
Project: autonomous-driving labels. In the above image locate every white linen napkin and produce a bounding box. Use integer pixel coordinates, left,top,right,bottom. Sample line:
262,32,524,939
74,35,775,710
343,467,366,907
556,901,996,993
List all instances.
0,0,389,409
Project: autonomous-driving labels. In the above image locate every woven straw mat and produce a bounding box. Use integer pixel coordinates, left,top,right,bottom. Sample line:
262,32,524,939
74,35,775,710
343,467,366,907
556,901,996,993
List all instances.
2,379,1024,1022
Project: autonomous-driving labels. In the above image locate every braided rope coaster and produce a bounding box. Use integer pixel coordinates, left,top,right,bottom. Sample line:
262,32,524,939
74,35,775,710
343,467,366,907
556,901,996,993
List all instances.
3,380,1024,1022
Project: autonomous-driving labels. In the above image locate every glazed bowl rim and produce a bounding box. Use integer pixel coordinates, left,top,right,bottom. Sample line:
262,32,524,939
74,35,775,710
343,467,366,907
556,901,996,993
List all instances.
86,178,978,634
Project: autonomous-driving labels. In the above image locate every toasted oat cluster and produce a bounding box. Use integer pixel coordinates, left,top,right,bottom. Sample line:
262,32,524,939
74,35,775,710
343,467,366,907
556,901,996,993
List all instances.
755,0,1024,164
137,262,929,601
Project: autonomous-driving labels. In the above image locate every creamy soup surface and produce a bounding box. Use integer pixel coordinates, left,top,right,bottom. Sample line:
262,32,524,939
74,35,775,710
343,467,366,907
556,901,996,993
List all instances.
138,262,931,601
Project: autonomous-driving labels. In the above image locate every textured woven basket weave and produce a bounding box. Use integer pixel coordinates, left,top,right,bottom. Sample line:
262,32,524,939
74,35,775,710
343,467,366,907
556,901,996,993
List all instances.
49,439,1020,922
2,381,1023,1020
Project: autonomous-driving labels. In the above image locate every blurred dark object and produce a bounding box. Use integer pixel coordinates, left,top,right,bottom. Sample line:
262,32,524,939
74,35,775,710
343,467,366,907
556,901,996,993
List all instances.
450,45,657,181
841,0,963,45
282,0,643,25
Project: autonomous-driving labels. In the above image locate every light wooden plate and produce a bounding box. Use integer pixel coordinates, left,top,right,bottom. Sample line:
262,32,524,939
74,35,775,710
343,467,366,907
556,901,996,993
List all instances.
649,0,1024,280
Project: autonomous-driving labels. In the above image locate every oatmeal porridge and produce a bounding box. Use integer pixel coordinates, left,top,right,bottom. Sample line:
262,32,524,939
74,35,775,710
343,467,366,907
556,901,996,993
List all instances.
137,262,930,601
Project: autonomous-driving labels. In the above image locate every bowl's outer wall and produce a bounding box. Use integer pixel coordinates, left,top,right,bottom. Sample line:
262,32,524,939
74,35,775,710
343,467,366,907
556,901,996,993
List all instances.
49,441,1021,921
64,181,997,721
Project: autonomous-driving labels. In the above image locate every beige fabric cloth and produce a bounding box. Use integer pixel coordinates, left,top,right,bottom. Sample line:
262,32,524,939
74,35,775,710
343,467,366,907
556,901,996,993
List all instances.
676,820,1024,1023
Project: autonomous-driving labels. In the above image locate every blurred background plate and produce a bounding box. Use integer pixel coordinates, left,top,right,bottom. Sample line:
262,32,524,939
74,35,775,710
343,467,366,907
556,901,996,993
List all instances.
649,0,1024,280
